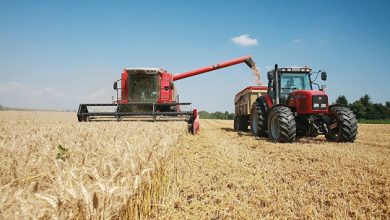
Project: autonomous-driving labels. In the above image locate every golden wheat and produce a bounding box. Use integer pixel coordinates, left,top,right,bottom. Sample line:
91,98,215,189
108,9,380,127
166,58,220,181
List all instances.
0,111,187,219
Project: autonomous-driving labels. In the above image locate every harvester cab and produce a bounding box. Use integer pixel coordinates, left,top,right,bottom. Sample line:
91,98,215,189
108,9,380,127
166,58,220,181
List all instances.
78,56,257,134
250,64,357,143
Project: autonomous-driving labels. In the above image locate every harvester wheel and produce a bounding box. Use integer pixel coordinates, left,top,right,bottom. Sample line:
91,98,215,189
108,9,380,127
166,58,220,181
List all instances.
267,106,296,143
250,100,268,137
326,106,358,142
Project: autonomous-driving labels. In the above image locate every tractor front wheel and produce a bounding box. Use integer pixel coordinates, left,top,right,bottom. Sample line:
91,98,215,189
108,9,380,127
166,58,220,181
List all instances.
267,106,296,143
326,106,358,142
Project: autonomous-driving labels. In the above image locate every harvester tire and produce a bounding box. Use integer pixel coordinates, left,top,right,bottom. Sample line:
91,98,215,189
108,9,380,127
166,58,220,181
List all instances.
326,106,358,142
250,100,268,137
267,106,296,143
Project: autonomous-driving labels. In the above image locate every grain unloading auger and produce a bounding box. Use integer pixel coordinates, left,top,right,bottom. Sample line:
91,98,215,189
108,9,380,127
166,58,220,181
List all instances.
77,56,256,134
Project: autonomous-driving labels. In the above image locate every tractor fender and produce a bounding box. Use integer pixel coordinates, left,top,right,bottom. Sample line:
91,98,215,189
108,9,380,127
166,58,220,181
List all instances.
261,94,273,109
268,103,289,111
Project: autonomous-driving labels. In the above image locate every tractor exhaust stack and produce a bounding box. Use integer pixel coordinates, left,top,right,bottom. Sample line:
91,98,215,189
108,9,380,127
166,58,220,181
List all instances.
274,64,280,104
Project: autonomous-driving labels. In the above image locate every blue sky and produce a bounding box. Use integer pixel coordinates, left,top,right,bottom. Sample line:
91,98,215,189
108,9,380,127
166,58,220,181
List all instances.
0,0,389,111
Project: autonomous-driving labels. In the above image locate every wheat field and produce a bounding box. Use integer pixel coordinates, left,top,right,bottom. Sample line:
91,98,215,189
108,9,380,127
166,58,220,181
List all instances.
0,111,389,219
0,111,187,219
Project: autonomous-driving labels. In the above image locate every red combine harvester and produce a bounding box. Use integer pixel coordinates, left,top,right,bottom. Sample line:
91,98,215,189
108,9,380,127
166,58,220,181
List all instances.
77,56,256,134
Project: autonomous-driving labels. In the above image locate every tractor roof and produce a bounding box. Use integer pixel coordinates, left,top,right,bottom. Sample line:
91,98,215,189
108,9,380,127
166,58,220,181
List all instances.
124,68,167,74
267,67,312,74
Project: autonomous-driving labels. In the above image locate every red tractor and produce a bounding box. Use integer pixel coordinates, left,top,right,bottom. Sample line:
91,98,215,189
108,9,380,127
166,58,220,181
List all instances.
250,64,358,142
77,56,256,134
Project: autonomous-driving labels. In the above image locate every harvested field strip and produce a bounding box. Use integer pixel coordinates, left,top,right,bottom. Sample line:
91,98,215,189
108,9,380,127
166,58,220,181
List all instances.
165,119,390,219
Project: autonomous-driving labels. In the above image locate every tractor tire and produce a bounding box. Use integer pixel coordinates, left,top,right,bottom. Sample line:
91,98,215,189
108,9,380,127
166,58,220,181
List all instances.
326,106,358,142
250,100,268,137
267,106,296,143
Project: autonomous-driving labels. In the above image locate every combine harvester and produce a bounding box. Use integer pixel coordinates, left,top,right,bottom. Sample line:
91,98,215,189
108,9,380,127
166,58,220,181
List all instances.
234,64,358,143
78,56,257,134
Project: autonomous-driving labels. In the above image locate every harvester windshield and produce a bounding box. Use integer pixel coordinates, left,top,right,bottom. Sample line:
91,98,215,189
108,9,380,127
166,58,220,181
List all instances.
128,72,159,102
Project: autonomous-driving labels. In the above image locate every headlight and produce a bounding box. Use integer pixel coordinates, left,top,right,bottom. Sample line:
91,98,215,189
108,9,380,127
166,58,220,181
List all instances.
313,103,319,108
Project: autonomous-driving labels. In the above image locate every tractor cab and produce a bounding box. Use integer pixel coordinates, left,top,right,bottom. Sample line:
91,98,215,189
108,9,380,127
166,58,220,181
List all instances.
266,66,329,114
267,67,324,102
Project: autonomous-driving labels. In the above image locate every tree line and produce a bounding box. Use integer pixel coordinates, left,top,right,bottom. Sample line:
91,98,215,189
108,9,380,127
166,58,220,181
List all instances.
335,94,390,121
199,111,235,120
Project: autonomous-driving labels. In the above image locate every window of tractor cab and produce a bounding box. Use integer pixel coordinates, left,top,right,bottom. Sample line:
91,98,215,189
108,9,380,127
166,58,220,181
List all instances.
280,73,312,94
267,72,312,103
127,72,160,102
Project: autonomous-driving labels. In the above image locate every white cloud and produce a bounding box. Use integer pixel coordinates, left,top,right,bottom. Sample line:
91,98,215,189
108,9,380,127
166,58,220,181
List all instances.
292,38,302,44
231,34,258,46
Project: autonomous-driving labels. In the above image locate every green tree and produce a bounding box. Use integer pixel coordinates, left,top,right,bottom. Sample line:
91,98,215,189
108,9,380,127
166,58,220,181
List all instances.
359,94,371,106
198,111,210,119
350,100,365,119
335,95,348,105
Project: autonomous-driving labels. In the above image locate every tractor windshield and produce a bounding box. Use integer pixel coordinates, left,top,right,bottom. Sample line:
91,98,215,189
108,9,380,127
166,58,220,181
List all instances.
128,72,159,103
280,73,312,98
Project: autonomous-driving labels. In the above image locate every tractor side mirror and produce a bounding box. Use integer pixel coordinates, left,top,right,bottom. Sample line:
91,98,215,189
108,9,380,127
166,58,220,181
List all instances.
267,71,274,81
321,71,327,81
113,81,118,90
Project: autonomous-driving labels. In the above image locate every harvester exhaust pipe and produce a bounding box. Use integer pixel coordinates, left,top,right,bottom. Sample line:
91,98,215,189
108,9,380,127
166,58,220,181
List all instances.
274,64,280,104
173,55,256,81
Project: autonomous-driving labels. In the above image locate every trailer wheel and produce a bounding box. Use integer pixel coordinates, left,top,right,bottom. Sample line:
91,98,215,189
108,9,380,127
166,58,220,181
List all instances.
239,116,249,131
326,106,358,142
250,100,268,137
234,116,248,131
267,106,296,143
234,116,239,131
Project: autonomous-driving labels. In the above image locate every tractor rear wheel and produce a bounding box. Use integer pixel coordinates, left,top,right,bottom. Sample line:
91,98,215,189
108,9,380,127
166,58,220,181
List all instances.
267,106,296,143
326,106,358,142
250,100,268,137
